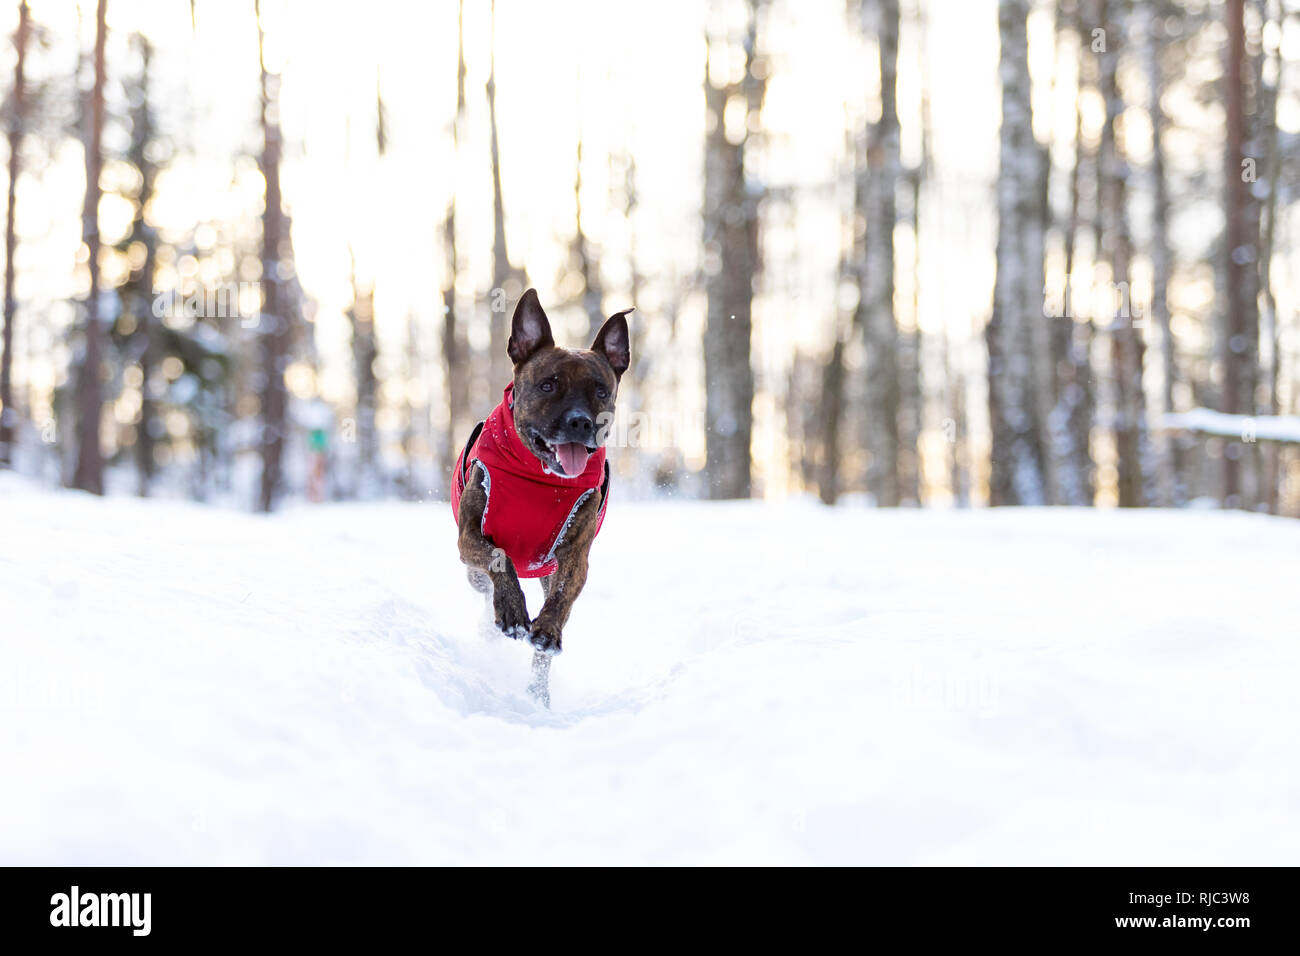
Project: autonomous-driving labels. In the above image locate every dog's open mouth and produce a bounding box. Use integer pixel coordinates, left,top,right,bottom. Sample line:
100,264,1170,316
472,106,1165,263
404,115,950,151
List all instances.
530,430,595,477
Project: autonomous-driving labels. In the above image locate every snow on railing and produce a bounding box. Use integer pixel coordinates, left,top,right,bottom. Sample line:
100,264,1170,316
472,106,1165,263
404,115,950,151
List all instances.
1158,408,1300,444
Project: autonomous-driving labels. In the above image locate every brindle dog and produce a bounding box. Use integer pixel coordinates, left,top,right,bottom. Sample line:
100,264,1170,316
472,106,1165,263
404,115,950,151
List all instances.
456,289,630,704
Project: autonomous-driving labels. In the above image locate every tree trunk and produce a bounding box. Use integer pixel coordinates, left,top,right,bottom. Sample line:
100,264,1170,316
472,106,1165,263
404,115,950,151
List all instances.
1048,0,1095,506
486,0,522,396
898,165,923,506
347,255,378,498
1029,113,1056,505
702,1,765,500
899,3,932,508
572,138,604,340
940,326,969,507
987,0,1048,506
256,0,293,512
441,0,469,485
1221,0,1259,508
0,0,30,468
72,0,107,494
620,154,644,369
1257,0,1283,513
818,332,845,505
861,0,902,507
441,211,467,473
402,311,422,498
126,34,159,496
1098,0,1148,508
616,152,650,429
1141,4,1182,506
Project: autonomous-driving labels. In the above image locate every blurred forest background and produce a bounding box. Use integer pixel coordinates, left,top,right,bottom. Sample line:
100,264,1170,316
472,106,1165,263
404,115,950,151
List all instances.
0,0,1297,514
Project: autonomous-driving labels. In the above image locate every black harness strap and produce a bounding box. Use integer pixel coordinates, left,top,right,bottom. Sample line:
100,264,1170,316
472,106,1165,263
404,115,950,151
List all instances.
455,420,485,494
598,461,611,516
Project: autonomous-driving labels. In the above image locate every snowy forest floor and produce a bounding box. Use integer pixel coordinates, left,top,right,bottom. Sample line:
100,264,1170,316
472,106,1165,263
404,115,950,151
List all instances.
2,474,1297,865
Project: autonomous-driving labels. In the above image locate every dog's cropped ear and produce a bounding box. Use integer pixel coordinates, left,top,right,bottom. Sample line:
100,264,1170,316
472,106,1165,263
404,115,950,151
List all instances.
507,289,555,366
592,308,633,377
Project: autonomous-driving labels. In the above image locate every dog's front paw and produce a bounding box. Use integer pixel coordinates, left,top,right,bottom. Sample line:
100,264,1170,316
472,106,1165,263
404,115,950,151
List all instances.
493,591,531,641
528,620,562,656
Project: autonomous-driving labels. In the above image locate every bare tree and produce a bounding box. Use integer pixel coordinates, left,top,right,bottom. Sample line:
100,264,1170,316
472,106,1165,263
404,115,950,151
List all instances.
1048,0,1095,506
1257,0,1284,512
1140,2,1182,506
123,34,160,495
570,137,604,340
0,0,30,468
822,116,862,508
897,0,929,507
614,151,651,420
702,0,766,499
1221,0,1259,508
859,0,902,506
343,78,391,499
441,0,469,481
1098,0,1149,508
485,0,524,396
256,0,295,512
72,0,107,494
940,324,969,506
401,311,423,498
818,321,846,505
619,154,642,327
347,250,378,497
987,0,1048,506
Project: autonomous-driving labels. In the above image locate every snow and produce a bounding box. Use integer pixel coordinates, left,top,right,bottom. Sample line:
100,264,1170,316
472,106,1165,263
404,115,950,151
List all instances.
1160,407,1300,443
2,475,1298,864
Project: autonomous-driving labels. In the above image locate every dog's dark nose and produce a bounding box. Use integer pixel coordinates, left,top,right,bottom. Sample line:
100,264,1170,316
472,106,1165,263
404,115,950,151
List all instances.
565,411,594,436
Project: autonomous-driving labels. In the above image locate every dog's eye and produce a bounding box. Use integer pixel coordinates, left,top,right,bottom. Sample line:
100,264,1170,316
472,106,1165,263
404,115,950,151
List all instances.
539,381,555,393
595,386,609,400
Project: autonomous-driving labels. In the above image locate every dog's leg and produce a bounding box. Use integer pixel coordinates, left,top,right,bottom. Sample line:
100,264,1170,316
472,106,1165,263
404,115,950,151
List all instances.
457,463,531,640
528,492,602,655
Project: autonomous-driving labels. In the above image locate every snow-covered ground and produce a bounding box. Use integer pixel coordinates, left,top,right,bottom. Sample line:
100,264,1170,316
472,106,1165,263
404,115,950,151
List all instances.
2,474,1297,865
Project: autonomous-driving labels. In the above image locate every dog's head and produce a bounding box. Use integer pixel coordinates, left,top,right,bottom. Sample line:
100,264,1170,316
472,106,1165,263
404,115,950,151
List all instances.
506,288,631,478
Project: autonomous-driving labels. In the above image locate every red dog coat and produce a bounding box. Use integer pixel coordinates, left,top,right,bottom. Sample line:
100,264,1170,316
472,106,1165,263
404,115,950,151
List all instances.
451,384,609,579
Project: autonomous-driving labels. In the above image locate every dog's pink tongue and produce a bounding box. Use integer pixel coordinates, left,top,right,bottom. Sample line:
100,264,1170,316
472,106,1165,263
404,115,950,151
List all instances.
555,442,591,476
